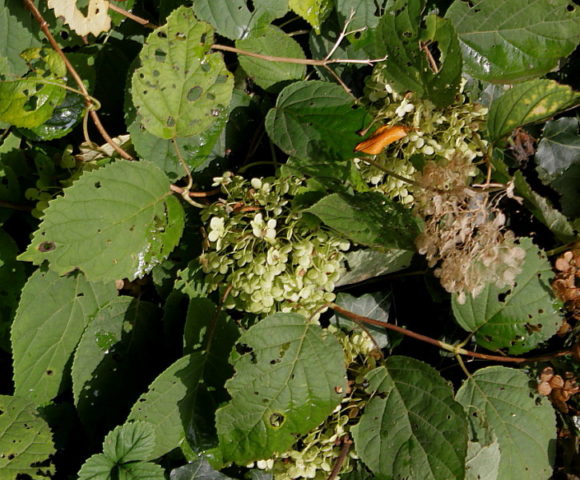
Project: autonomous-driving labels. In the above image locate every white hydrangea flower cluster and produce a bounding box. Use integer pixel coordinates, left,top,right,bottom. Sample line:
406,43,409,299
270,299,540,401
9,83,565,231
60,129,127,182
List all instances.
254,326,379,480
414,154,526,303
199,174,350,316
358,69,488,203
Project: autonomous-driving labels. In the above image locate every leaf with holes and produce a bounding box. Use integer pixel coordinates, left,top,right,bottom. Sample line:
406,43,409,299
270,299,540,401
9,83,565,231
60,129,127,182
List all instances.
46,0,111,37
0,395,55,478
452,238,563,354
19,160,184,283
236,25,306,93
456,366,556,480
0,48,67,128
351,356,467,480
265,81,369,161
487,79,580,143
446,0,580,83
212,313,346,465
11,269,117,406
131,6,233,139
365,0,462,107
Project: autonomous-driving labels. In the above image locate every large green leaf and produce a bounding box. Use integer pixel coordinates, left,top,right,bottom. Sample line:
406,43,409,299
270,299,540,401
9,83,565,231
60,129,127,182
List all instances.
131,6,233,139
71,297,161,441
305,192,421,250
171,458,235,480
456,366,556,480
351,357,467,480
336,248,414,287
237,25,306,93
552,163,580,218
127,353,205,459
0,230,26,352
0,395,55,479
336,0,388,31
367,0,462,107
446,0,580,83
265,80,369,161
19,160,185,283
213,313,346,465
289,0,333,33
452,238,562,354
535,117,580,183
192,0,288,40
0,48,67,128
487,79,580,143
11,269,117,405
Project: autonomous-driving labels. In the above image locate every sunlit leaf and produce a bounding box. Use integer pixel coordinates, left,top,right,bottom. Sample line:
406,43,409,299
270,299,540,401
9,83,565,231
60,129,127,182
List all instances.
46,0,111,36
289,0,333,33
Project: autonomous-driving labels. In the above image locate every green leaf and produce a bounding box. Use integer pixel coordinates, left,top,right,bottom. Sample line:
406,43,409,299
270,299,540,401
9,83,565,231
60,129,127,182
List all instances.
102,421,156,463
214,313,346,465
11,269,117,405
336,248,414,287
513,171,576,242
535,117,580,183
456,366,556,480
0,230,26,352
465,438,500,480
0,0,41,76
351,357,467,480
446,0,580,83
131,6,233,139
0,48,67,128
452,238,563,354
289,0,334,34
71,297,161,440
366,1,462,107
0,395,55,479
305,192,421,250
170,458,235,480
77,454,114,480
118,462,166,480
19,160,185,283
192,0,288,40
336,0,387,31
552,163,580,218
486,79,580,143
127,353,205,460
237,25,306,93
265,80,369,161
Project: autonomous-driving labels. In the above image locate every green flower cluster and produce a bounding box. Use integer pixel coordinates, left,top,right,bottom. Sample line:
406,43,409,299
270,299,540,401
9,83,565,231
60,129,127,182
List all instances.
358,69,488,202
254,326,379,480
199,173,350,316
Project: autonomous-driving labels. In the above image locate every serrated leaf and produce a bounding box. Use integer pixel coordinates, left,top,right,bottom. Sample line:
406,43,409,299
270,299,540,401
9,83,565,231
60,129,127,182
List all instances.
452,238,563,354
72,297,161,441
265,80,369,161
170,458,234,480
351,357,467,480
102,421,156,463
456,366,556,480
77,454,115,480
366,1,462,107
132,6,233,139
0,395,55,479
0,230,26,352
119,462,166,480
289,0,333,33
214,313,346,465
0,48,67,128
237,25,306,93
305,192,421,250
192,0,288,40
535,117,580,183
336,248,414,287
19,160,185,283
446,0,580,83
487,79,580,143
127,353,205,459
11,269,117,405
513,171,576,242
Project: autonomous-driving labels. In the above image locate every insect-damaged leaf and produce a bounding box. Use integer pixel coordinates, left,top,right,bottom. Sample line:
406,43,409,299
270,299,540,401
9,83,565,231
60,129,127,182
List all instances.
19,160,184,283
132,6,233,139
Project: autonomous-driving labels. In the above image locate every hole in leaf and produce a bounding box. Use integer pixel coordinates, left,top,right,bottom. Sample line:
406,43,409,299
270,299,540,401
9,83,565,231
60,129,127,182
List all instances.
38,241,56,252
269,412,285,428
157,31,167,38
187,86,202,101
155,49,167,62
166,116,176,127
175,32,186,40
94,181,101,189
200,33,207,43
23,95,38,112
46,370,53,376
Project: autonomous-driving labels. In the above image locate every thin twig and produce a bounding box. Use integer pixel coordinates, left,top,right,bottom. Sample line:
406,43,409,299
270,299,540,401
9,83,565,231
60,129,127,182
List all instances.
327,436,353,480
169,185,207,208
23,0,134,161
108,3,157,28
0,200,33,211
359,156,423,188
330,304,573,364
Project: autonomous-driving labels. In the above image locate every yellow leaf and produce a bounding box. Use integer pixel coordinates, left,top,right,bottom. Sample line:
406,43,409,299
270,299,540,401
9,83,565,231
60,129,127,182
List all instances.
47,0,111,37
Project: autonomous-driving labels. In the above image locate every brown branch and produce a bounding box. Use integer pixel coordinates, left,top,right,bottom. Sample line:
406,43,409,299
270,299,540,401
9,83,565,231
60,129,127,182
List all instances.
330,304,573,364
108,3,157,28
0,200,33,212
327,436,352,480
169,184,220,199
23,0,134,161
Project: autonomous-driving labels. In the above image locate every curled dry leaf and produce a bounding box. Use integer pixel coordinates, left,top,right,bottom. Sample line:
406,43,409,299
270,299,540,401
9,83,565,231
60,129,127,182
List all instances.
47,0,111,36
